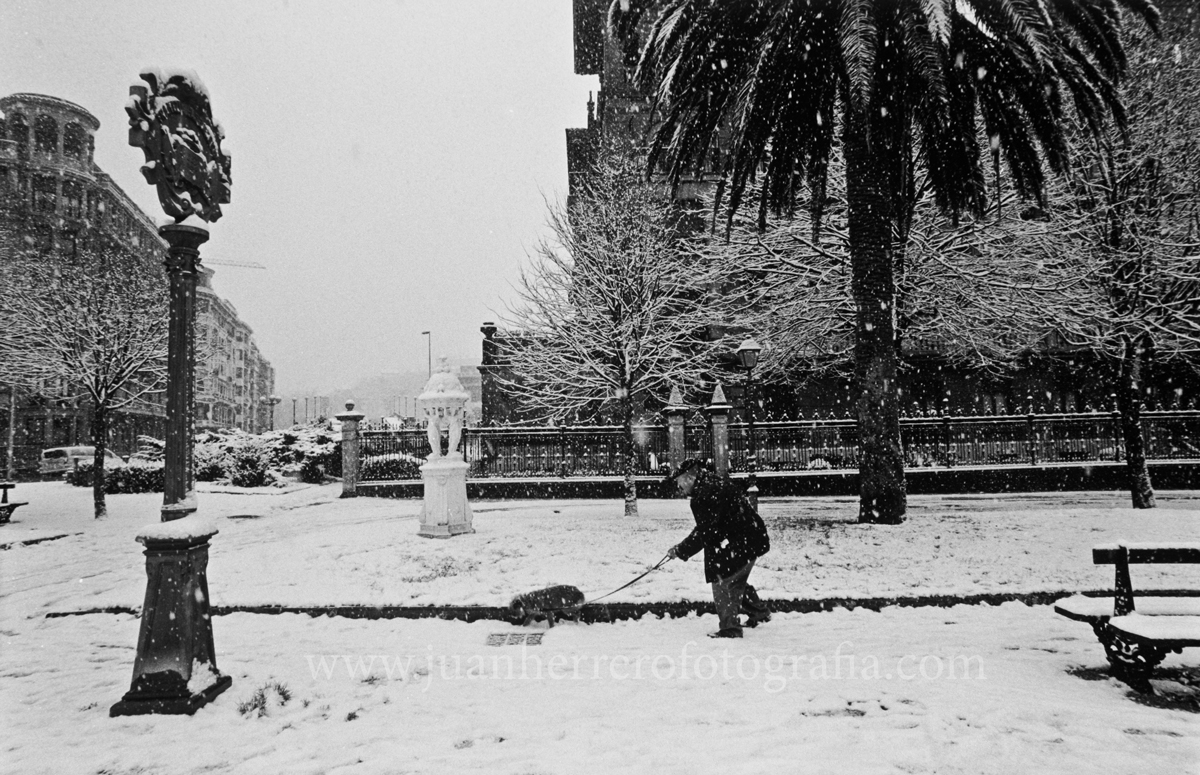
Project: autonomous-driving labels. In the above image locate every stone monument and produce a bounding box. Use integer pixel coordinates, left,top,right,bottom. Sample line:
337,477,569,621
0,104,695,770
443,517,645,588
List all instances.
417,357,474,538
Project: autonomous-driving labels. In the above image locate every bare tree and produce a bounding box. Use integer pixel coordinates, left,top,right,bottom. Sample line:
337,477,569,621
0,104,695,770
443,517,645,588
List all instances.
1045,17,1200,508
1,242,168,517
700,178,1076,398
500,152,720,515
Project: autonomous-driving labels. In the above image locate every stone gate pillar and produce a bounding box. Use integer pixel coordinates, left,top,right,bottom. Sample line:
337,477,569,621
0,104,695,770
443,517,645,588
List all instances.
336,401,366,498
706,384,732,478
664,386,688,473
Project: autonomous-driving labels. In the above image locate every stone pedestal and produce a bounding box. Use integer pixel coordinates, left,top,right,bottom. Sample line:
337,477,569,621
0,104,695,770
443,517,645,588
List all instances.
111,517,230,716
419,455,474,538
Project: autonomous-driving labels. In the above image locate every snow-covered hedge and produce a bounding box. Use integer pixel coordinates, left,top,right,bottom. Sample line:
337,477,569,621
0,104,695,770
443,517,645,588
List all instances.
361,452,422,481
66,460,165,493
66,424,342,491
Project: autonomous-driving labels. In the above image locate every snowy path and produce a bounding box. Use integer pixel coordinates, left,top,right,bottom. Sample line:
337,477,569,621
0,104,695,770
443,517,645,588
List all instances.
3,483,1200,617
2,602,1197,774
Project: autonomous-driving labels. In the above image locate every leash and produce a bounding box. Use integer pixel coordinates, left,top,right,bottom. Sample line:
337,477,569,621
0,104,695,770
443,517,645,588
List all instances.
583,553,673,606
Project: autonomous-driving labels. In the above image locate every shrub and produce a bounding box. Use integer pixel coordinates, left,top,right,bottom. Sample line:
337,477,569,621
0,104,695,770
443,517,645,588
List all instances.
193,444,229,482
361,452,422,481
226,441,273,488
67,461,165,493
130,435,165,464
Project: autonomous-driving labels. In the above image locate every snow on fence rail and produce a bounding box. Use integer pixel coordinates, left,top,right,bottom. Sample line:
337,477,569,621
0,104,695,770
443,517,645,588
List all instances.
355,410,1200,482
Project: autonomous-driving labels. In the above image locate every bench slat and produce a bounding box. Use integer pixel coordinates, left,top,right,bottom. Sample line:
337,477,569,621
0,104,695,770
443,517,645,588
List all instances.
1093,543,1200,565
1107,614,1200,647
1055,595,1200,623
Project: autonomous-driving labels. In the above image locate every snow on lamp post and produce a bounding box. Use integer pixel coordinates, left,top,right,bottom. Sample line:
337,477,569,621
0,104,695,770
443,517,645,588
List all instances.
111,68,232,717
736,338,762,510
417,356,474,538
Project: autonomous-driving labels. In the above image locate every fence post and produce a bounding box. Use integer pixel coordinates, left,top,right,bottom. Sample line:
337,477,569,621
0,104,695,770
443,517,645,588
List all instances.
558,423,568,477
664,386,688,473
707,384,732,477
1111,394,1123,462
336,401,366,498
1026,395,1037,466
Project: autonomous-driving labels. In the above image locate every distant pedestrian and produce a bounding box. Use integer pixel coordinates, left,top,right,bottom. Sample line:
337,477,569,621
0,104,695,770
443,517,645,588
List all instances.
665,459,771,638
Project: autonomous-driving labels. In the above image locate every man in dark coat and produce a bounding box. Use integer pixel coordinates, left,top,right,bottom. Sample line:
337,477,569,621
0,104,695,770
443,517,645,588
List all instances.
666,459,771,638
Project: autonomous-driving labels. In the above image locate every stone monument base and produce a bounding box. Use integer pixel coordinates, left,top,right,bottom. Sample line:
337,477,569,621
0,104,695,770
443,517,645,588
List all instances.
419,456,474,538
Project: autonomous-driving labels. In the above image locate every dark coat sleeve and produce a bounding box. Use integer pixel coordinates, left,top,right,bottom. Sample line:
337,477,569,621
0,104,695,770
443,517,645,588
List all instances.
676,476,770,581
675,492,721,561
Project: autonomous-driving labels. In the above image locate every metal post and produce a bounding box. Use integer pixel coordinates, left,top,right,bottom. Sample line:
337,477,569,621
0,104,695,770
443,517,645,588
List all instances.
1026,394,1037,466
158,223,207,521
745,369,759,509
422,331,432,378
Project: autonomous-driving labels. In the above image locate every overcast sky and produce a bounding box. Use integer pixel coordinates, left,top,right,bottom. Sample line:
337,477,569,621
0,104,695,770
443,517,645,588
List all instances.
1,0,596,395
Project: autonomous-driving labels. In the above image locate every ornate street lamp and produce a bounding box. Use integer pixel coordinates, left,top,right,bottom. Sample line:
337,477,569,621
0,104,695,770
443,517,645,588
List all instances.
112,69,232,717
261,394,281,431
421,330,432,378
736,338,762,509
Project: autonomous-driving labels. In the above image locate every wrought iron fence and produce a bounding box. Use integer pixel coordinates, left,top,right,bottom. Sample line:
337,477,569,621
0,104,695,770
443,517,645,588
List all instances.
359,424,673,482
357,410,1200,481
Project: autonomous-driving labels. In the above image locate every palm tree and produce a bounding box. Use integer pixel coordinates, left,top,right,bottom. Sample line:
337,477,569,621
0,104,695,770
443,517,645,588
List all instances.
612,0,1159,523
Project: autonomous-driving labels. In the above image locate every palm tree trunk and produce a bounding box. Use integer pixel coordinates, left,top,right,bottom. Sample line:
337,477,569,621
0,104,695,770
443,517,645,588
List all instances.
1117,339,1155,509
91,402,108,519
844,112,907,525
620,389,638,517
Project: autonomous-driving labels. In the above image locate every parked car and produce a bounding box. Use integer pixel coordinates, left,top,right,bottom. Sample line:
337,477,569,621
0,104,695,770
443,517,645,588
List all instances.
39,446,126,478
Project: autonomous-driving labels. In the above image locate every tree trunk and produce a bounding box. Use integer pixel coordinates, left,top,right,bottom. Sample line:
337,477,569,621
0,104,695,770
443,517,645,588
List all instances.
1117,340,1155,509
844,111,907,525
5,389,17,481
620,390,638,517
91,402,109,519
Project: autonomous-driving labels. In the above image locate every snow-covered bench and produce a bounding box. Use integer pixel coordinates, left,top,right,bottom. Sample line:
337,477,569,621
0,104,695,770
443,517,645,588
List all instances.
1054,542,1200,691
0,482,29,525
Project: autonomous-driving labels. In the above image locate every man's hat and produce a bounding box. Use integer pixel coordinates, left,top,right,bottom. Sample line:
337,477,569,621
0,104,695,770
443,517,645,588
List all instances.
664,458,705,485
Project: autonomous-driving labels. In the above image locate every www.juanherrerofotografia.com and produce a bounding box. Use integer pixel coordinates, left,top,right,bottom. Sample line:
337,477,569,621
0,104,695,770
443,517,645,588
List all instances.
306,642,987,692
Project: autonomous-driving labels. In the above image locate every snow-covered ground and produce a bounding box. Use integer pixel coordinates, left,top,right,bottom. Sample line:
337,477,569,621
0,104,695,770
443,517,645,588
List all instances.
2,482,1198,773
4,482,1200,617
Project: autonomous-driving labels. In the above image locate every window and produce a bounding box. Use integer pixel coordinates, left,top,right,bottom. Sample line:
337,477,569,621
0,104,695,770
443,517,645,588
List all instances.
32,175,57,213
34,114,57,157
62,180,83,218
8,113,28,157
63,122,86,159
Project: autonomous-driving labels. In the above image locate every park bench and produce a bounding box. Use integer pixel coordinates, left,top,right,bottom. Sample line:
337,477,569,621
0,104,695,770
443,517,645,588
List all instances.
0,482,29,525
1054,542,1200,691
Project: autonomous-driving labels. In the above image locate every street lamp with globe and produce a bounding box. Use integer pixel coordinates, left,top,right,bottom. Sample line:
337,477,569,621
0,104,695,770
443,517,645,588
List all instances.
261,394,282,431
736,338,762,509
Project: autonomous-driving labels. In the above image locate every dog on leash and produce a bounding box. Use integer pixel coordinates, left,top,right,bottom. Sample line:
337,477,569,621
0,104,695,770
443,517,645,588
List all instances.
509,585,586,627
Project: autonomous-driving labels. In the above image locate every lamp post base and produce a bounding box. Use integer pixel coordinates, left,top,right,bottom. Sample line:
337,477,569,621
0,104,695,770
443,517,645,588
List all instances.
110,673,231,717
112,521,229,717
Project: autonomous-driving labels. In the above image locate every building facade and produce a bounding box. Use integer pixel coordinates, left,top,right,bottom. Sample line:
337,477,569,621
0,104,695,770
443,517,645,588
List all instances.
196,267,275,433
0,92,273,475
